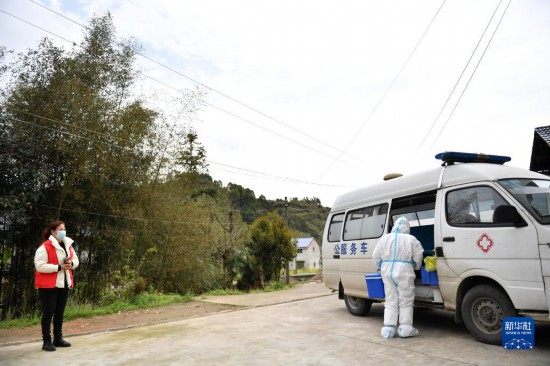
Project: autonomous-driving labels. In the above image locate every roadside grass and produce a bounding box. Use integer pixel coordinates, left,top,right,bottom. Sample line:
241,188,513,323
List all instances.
202,280,293,296
0,292,193,330
280,268,320,275
0,281,294,329
293,268,319,275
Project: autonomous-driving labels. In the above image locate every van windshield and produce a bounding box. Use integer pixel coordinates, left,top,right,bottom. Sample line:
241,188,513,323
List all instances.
499,179,550,224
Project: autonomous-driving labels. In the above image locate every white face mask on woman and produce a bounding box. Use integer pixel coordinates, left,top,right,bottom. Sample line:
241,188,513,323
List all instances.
56,230,66,241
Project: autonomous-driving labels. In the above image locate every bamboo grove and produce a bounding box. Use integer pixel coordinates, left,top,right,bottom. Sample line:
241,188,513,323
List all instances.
0,14,329,320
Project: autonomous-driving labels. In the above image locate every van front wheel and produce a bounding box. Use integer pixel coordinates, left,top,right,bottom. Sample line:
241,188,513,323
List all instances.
344,295,372,316
461,285,516,345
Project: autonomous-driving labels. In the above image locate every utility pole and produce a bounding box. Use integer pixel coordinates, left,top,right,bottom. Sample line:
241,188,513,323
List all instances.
284,197,290,285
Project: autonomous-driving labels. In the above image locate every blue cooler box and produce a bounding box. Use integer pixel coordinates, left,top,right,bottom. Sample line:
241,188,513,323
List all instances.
421,266,439,286
365,273,385,298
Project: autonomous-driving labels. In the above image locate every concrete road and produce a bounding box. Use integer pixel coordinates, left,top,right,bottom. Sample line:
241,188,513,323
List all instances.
1,282,549,365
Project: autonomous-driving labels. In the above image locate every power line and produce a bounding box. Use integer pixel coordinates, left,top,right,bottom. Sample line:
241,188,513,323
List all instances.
0,8,371,189
0,7,339,219
141,73,362,170
407,0,508,166
7,115,168,190
202,99,360,167
31,194,328,225
33,203,223,226
0,9,75,45
9,107,137,145
141,73,339,160
25,0,377,170
6,114,344,189
8,116,135,151
427,0,512,152
316,0,448,180
1,7,368,172
208,160,346,188
9,106,346,190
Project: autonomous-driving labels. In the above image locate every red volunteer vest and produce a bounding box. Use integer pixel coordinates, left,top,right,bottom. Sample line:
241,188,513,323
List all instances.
34,240,74,289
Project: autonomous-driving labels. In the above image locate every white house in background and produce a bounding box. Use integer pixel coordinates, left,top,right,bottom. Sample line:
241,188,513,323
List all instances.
290,237,321,270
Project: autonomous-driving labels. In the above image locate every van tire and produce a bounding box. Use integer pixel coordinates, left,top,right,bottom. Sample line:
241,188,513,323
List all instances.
461,284,516,345
344,295,372,316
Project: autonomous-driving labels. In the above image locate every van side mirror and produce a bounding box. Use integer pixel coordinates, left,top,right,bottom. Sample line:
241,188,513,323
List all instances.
493,205,527,227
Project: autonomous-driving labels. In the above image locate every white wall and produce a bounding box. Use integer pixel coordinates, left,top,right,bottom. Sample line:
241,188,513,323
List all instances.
290,239,321,270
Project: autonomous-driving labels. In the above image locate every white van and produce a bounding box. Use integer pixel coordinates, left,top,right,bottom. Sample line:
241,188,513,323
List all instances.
322,152,550,345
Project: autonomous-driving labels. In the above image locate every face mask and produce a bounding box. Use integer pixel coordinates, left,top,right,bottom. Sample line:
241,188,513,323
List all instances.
57,230,66,240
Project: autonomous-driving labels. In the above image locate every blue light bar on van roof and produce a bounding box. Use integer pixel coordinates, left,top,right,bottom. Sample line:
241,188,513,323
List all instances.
435,151,511,165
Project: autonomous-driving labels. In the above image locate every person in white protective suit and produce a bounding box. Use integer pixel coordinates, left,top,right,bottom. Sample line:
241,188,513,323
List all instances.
373,216,424,339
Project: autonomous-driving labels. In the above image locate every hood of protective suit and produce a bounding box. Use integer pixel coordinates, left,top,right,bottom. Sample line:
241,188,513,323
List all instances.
391,217,410,234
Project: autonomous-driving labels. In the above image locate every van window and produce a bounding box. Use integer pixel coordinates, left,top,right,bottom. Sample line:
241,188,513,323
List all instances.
328,213,344,242
392,209,435,227
391,204,436,256
499,179,550,224
446,186,509,226
343,203,388,240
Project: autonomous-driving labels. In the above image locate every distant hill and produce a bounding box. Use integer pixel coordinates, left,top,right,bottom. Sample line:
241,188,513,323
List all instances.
226,182,331,243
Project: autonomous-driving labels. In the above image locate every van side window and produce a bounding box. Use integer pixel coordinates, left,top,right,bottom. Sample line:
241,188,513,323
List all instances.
343,203,388,240
391,209,435,227
391,208,435,256
328,213,344,242
446,186,509,226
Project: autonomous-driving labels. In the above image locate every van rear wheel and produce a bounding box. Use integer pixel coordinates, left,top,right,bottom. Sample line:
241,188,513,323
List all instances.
461,284,516,345
344,295,372,316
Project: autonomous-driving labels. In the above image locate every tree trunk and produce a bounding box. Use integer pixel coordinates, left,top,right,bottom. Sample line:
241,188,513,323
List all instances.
258,266,265,289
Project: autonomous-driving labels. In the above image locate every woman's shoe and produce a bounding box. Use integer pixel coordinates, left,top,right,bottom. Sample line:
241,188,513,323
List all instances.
53,338,71,347
42,338,56,351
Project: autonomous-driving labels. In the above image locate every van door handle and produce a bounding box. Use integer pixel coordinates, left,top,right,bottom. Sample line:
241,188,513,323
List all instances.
443,237,455,242
333,254,340,259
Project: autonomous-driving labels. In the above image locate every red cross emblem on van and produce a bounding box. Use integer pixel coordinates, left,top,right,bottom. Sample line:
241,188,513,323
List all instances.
476,233,494,253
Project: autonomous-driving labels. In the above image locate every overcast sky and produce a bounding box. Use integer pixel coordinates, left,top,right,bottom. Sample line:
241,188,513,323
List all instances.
1,0,549,207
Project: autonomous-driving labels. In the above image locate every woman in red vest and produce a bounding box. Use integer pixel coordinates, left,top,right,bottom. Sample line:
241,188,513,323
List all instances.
34,221,79,351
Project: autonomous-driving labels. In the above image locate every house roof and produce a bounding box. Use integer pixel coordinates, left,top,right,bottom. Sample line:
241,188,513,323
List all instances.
295,237,316,249
530,126,550,175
